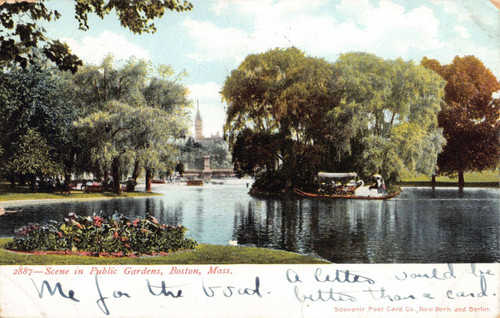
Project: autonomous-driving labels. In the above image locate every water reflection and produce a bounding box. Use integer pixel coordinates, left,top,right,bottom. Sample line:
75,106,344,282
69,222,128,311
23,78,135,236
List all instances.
0,183,498,263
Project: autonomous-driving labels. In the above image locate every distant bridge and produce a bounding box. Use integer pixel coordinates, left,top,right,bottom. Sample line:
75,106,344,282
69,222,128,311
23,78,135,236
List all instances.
184,156,235,181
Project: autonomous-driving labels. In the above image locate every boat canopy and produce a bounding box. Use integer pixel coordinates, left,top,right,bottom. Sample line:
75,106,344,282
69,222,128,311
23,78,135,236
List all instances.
318,172,357,179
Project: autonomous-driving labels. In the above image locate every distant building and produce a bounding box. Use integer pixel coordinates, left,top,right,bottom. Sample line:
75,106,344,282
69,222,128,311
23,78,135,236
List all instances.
194,101,222,144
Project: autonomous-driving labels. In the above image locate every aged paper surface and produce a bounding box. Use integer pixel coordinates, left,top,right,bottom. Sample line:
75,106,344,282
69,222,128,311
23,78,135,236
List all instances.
1,264,499,317
1,1,499,317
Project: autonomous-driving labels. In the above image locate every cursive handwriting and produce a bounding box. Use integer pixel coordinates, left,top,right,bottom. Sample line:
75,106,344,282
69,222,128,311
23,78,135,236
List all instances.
315,268,375,284
146,279,184,298
95,274,131,315
395,264,455,281
22,264,496,316
202,276,262,298
31,278,80,302
294,286,356,303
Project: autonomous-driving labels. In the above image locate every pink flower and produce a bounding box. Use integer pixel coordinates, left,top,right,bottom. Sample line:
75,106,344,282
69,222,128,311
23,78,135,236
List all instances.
132,219,140,227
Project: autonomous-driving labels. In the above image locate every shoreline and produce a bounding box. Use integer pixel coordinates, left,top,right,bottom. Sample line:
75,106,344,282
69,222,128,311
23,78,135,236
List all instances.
0,194,157,210
1,181,497,209
0,179,253,210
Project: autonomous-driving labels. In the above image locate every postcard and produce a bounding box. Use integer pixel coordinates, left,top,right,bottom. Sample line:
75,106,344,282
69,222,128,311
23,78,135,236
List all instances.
0,0,498,317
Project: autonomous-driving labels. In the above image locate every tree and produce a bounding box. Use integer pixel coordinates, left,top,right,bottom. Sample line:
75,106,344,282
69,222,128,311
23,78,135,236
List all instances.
332,53,446,184
7,128,62,192
75,100,187,193
223,49,446,193
0,56,78,187
421,56,500,187
0,0,193,72
222,47,335,190
72,56,191,190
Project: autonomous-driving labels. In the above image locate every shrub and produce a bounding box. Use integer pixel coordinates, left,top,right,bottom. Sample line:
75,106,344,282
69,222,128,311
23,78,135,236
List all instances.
6,213,197,256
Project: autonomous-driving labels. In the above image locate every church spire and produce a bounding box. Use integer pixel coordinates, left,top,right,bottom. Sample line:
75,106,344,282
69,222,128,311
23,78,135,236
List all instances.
195,100,201,121
195,100,203,141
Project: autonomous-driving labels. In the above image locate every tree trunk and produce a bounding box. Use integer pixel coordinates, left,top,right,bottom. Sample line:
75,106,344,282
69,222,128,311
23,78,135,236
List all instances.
431,174,436,189
129,159,141,192
145,168,152,193
10,175,15,189
458,170,465,189
19,174,26,186
112,157,122,194
30,176,37,193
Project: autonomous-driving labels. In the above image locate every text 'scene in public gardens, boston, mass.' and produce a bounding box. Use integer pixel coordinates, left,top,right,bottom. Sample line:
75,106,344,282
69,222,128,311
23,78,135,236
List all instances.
0,0,499,317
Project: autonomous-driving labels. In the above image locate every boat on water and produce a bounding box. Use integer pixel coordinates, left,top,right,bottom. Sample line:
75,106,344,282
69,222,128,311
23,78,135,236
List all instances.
293,172,400,200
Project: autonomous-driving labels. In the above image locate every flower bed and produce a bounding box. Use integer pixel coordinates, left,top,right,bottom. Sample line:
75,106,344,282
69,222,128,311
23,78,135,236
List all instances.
6,213,197,257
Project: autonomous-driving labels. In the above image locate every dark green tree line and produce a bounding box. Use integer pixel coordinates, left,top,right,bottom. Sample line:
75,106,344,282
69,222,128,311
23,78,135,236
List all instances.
223,48,446,193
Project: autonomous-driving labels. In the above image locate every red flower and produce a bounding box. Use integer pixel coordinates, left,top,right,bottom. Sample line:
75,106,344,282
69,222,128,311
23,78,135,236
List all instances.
113,231,119,239
92,216,103,227
57,232,63,238
132,219,140,227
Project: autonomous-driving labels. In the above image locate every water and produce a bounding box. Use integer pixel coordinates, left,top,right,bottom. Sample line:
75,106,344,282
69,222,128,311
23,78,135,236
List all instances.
1,180,498,263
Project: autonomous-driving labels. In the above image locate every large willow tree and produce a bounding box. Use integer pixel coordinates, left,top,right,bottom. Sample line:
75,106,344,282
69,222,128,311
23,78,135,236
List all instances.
332,52,447,184
222,47,336,190
223,49,446,192
74,56,191,193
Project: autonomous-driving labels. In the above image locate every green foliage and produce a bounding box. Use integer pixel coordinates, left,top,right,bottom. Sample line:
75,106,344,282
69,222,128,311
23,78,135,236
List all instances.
0,0,192,72
421,55,499,183
6,213,197,256
0,57,80,182
7,128,62,177
223,49,446,191
332,52,446,183
72,56,192,191
223,47,335,189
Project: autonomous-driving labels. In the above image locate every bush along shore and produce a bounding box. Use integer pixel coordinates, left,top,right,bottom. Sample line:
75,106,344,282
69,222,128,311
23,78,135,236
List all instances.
5,213,196,257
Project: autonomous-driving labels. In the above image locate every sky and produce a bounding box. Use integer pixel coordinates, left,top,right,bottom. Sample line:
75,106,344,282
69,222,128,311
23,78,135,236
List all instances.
41,0,499,137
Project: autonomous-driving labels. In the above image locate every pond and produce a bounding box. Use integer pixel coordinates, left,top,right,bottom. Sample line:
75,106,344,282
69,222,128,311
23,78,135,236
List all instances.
1,180,498,263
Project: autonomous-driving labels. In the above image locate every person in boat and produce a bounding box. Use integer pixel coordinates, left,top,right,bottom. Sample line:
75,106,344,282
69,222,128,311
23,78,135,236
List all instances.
368,174,387,194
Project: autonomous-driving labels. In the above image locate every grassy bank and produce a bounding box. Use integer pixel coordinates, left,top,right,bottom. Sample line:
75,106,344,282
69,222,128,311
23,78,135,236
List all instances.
0,183,161,202
401,170,498,187
0,239,328,265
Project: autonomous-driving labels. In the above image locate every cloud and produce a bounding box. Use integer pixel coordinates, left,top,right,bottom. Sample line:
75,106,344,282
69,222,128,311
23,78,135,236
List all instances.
62,31,150,65
183,19,251,63
184,1,441,63
454,25,470,38
188,82,222,101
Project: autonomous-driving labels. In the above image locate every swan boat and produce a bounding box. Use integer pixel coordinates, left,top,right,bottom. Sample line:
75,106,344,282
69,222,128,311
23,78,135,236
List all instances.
293,172,400,200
